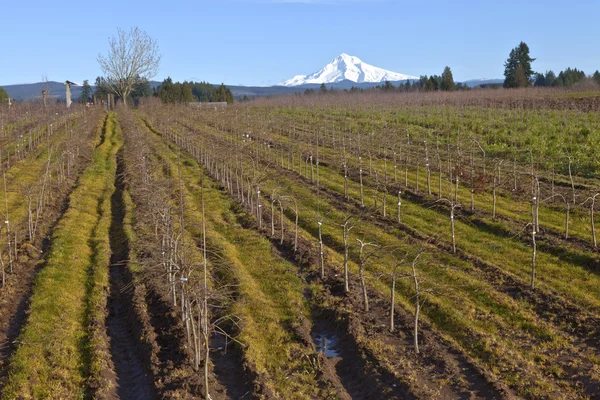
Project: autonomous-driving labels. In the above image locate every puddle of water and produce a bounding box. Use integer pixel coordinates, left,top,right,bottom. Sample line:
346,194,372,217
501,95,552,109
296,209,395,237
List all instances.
311,329,341,357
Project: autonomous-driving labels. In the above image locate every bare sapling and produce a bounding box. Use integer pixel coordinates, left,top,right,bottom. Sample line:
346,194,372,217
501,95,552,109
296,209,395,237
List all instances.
583,193,600,249
316,128,320,189
393,149,398,183
529,190,538,290
410,249,425,353
567,155,576,205
492,159,503,221
3,173,12,273
343,155,349,200
317,214,325,279
356,239,379,312
470,150,475,211
200,176,211,398
359,156,364,207
397,190,402,224
533,176,540,234
434,196,461,254
387,248,408,332
424,139,431,195
257,186,262,229
270,188,278,236
340,216,355,293
473,139,486,185
281,196,299,252
0,231,5,287
436,133,442,200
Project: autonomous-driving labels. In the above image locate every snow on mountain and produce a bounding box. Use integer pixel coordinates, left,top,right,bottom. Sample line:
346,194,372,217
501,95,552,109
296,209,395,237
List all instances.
279,53,418,87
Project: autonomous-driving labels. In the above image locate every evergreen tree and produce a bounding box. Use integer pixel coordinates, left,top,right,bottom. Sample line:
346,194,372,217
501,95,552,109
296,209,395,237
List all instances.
180,81,195,103
440,66,456,91
503,42,536,88
320,83,328,93
79,80,92,103
425,76,439,91
191,81,214,102
594,70,600,85
129,78,152,105
534,73,546,87
514,64,528,88
554,67,586,87
0,87,9,105
418,75,429,90
94,76,109,100
382,80,394,92
545,70,556,87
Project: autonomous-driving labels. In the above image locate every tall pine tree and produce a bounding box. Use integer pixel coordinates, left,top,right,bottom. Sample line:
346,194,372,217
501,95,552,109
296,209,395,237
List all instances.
79,80,92,103
441,66,456,91
503,42,535,88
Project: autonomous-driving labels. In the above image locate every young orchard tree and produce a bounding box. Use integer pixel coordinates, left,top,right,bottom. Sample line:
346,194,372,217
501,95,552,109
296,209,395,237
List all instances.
317,213,326,279
385,247,410,332
280,196,299,253
424,139,432,195
491,159,503,221
566,155,576,205
97,27,161,106
397,190,402,223
270,188,279,236
433,196,461,254
543,192,570,239
339,216,356,294
355,239,379,312
583,193,600,249
472,139,486,186
527,179,541,290
408,248,426,353
359,156,364,207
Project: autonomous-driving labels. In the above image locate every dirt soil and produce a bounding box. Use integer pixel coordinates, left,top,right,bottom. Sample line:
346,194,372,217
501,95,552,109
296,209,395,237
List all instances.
104,152,157,399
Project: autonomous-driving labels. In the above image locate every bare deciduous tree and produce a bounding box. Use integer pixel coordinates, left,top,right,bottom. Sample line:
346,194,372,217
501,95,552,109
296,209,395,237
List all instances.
97,27,161,105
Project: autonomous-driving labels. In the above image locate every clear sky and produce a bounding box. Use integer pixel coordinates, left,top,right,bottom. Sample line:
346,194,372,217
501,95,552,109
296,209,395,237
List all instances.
2,0,599,86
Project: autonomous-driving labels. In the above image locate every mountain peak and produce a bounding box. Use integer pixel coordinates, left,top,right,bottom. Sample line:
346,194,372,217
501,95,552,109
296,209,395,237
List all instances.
280,54,417,87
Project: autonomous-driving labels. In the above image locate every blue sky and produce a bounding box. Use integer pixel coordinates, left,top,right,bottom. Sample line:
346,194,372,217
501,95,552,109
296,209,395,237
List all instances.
2,0,599,86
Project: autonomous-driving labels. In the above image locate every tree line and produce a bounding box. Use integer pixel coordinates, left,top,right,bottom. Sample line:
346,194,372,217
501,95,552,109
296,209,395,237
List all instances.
77,76,234,105
306,66,469,96
503,41,600,88
156,78,234,104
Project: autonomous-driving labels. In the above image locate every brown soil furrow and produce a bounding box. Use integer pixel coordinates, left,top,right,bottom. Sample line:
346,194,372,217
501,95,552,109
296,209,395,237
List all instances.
104,151,156,399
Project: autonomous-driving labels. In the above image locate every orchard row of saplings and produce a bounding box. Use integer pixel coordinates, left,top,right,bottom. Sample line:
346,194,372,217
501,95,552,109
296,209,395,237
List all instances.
139,102,600,399
0,106,108,398
137,110,507,399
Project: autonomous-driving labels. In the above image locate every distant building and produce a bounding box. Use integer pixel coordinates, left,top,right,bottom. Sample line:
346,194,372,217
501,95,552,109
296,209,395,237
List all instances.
187,102,228,109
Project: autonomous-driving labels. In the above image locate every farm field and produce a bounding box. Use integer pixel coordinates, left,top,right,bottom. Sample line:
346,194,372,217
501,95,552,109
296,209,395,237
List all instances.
0,90,599,399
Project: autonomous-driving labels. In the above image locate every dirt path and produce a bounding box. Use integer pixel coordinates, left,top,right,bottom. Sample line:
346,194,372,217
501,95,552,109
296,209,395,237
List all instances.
210,331,254,399
105,151,156,399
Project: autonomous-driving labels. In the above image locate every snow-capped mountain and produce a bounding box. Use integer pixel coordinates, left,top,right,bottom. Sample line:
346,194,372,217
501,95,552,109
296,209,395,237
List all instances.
279,53,418,87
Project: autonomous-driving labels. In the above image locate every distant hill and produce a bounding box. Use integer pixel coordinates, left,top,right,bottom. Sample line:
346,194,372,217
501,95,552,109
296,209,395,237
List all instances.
2,78,505,102
463,79,504,88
